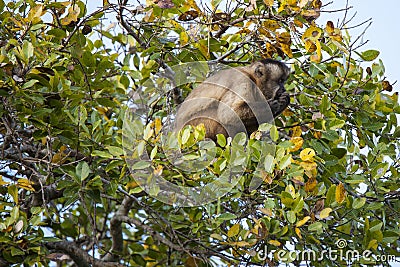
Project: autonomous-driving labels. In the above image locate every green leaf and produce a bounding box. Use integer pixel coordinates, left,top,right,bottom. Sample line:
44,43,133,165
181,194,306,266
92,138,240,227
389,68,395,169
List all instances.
22,41,34,62
331,148,347,159
371,162,389,179
264,155,275,173
216,134,226,147
10,247,25,256
270,125,279,142
106,146,124,157
82,51,95,67
92,150,113,158
329,119,345,130
369,222,383,232
320,95,331,113
278,154,292,170
8,185,19,205
308,222,323,232
218,212,237,221
287,210,296,224
132,161,151,170
76,161,90,181
22,79,39,89
359,50,380,61
352,197,366,209
181,127,191,145
0,0,4,12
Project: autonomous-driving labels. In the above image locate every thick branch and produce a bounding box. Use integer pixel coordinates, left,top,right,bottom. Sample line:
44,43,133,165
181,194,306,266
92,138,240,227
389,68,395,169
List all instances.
102,196,134,261
45,241,123,267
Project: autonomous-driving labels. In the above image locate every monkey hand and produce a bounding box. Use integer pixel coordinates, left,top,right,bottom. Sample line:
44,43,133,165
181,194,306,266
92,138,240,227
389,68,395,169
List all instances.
268,92,290,117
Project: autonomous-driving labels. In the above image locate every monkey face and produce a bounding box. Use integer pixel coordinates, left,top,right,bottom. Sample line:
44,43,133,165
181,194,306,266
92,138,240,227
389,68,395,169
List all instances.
253,59,290,100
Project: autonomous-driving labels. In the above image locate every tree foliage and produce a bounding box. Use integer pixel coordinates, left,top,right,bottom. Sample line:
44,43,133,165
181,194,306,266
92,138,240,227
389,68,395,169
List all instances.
0,0,399,266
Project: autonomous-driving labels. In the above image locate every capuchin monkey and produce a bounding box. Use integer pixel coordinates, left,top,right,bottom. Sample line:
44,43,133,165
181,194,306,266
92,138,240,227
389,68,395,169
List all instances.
174,59,290,140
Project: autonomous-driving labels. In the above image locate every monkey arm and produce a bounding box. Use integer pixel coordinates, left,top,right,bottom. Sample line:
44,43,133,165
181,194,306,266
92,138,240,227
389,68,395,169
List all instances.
268,92,290,117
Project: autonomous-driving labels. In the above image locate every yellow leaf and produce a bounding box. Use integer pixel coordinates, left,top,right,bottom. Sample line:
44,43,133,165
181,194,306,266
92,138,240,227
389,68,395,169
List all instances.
196,42,209,59
296,216,310,227
17,178,35,191
280,43,293,58
325,21,343,42
263,0,274,6
300,161,317,171
263,19,280,31
51,145,68,164
335,183,346,203
367,239,378,250
268,240,281,247
126,180,139,189
325,21,335,34
313,131,322,139
289,137,303,152
227,223,240,237
28,4,44,22
304,39,317,53
170,20,184,31
282,109,294,116
153,165,163,176
304,176,317,192
310,41,322,63
143,123,154,141
186,0,201,12
300,148,315,162
261,170,273,184
210,233,223,240
302,25,322,42
294,19,304,28
180,32,189,46
295,227,302,239
96,106,110,121
292,126,302,137
61,4,81,26
154,118,162,134
259,208,272,216
0,175,9,186
230,241,250,247
319,208,332,219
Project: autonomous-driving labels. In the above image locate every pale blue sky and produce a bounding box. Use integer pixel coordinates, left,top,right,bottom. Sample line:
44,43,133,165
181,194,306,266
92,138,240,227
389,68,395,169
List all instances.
321,0,399,92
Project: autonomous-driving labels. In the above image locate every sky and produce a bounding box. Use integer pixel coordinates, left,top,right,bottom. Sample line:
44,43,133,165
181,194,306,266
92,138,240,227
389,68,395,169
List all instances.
320,0,399,92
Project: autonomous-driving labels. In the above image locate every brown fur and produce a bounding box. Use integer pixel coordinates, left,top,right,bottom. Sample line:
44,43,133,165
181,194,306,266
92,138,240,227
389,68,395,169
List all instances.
175,59,290,140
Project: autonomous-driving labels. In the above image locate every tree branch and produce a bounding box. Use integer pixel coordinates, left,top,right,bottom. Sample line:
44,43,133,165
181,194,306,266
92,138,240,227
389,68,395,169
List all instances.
45,241,123,267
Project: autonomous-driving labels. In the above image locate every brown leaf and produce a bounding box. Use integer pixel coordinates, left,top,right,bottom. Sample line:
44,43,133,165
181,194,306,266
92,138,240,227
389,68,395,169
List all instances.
178,10,199,21
325,21,335,34
313,198,325,212
382,80,393,92
212,12,231,22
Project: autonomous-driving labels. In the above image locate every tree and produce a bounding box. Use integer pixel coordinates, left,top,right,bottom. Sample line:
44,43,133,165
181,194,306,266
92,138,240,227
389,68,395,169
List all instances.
0,0,399,266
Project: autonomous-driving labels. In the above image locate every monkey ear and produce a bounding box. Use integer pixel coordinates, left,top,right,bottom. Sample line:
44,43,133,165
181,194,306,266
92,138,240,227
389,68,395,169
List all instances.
254,63,266,77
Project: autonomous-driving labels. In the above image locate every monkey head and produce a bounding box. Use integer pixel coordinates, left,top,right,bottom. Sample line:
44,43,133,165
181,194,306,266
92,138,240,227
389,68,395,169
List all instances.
249,58,290,100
